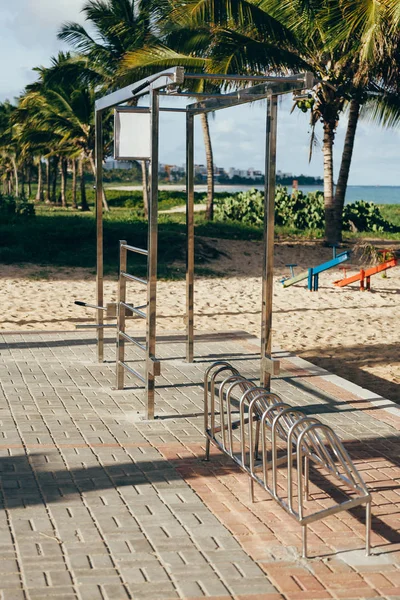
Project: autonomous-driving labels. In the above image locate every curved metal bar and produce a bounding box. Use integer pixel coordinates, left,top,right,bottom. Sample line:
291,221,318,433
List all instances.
271,407,304,499
238,387,277,465
287,416,323,513
206,363,239,438
220,375,253,454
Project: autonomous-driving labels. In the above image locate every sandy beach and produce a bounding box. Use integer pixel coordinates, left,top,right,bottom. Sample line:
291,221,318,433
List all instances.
1,238,399,402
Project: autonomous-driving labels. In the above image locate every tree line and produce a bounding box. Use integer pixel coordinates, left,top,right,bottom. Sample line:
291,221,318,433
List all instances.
0,0,399,243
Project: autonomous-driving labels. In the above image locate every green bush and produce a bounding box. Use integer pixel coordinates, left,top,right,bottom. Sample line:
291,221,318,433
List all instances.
342,200,396,233
215,187,397,233
0,194,35,220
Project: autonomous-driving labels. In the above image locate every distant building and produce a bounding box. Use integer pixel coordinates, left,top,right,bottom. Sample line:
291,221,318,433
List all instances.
104,158,133,170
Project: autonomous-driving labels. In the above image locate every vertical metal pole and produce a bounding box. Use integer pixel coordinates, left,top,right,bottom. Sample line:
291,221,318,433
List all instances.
95,109,104,362
116,241,127,389
261,95,278,388
146,88,159,420
186,112,195,362
366,501,371,556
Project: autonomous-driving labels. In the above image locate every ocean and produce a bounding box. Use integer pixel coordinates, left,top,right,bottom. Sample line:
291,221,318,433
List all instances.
211,185,400,205
110,184,400,204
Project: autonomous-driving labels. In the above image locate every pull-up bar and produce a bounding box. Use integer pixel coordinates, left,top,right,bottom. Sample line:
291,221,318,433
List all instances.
92,67,314,418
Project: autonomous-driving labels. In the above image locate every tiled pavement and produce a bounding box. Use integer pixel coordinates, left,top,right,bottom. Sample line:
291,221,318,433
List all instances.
0,329,400,600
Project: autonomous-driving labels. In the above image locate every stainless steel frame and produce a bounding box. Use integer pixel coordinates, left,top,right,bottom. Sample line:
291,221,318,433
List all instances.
89,68,313,418
204,361,372,559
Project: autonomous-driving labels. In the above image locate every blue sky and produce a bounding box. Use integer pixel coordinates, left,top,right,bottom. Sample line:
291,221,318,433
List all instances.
1,0,399,185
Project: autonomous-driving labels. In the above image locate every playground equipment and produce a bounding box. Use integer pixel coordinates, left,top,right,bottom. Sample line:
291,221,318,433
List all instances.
204,361,371,559
75,67,314,418
334,256,397,291
282,246,351,291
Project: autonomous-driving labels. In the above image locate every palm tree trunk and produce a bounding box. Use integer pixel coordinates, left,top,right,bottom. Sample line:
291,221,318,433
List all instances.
200,112,215,221
28,165,32,198
89,156,109,212
36,159,43,202
79,158,89,211
141,160,149,218
51,156,59,203
45,159,51,203
21,166,26,198
333,99,361,242
322,121,337,244
11,156,19,198
72,159,78,209
61,158,67,207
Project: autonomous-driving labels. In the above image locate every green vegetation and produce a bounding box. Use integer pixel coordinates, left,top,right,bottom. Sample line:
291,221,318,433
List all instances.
215,187,399,234
1,188,399,280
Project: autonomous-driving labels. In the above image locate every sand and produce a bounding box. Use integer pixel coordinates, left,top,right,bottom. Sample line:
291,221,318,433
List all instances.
1,238,399,402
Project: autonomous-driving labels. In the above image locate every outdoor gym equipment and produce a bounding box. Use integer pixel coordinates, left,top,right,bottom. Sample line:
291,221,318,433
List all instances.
282,247,351,291
333,256,397,291
204,361,372,559
77,66,314,419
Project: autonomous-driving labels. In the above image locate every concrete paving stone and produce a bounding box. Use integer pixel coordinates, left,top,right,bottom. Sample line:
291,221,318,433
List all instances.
174,579,205,598
27,588,77,599
0,589,27,600
0,573,23,588
125,581,179,600
100,584,131,600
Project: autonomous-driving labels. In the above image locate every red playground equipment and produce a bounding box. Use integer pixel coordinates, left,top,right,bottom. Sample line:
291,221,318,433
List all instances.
333,251,397,291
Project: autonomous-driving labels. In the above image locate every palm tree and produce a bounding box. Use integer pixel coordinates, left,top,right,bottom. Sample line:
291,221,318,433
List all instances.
156,0,387,243
18,54,111,211
0,101,21,197
58,0,168,217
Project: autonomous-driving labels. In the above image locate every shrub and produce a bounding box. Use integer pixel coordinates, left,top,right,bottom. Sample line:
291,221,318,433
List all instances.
342,200,396,233
0,194,35,220
215,187,397,233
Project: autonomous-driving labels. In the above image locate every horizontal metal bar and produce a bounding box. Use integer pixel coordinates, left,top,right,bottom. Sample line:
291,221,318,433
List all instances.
75,301,106,311
118,330,146,351
75,324,116,329
118,360,145,383
188,80,307,114
120,301,146,319
121,244,148,256
121,272,147,285
95,67,181,111
116,104,187,113
185,72,305,83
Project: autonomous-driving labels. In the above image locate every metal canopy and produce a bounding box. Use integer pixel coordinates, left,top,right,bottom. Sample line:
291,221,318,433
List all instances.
94,67,313,418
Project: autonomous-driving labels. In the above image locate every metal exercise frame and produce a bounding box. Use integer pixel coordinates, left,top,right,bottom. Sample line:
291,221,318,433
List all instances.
86,67,313,419
204,361,372,559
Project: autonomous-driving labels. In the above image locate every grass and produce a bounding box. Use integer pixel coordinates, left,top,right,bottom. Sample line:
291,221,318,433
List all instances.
1,189,399,280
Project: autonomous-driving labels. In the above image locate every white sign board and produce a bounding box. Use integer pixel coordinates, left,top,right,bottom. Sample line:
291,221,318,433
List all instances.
114,109,151,160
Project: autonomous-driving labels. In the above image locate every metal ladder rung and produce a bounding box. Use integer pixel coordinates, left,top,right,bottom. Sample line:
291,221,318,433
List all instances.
121,272,147,285
120,301,146,319
118,361,145,383
119,330,146,351
121,244,148,256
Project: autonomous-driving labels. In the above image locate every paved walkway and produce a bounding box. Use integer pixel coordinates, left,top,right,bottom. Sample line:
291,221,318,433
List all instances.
0,330,400,600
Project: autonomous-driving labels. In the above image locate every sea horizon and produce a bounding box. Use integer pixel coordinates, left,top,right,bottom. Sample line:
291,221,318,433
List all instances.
109,183,400,204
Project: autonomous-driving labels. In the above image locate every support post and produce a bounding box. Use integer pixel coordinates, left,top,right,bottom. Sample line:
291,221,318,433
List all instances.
146,88,159,420
116,241,127,389
95,110,104,362
186,112,195,362
261,95,278,389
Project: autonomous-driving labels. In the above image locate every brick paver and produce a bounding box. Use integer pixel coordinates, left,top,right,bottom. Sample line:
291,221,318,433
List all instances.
0,330,399,600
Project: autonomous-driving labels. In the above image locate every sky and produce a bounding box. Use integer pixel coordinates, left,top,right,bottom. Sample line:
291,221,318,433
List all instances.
1,1,399,185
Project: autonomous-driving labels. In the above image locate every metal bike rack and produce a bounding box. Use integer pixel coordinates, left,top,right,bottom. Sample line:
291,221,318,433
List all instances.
204,361,372,559
116,240,160,420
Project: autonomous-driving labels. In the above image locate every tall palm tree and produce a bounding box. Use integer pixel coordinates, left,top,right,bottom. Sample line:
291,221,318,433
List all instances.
156,0,387,243
58,0,169,217
19,54,112,211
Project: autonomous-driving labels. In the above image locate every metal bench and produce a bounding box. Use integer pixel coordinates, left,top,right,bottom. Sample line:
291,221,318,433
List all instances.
204,361,372,558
